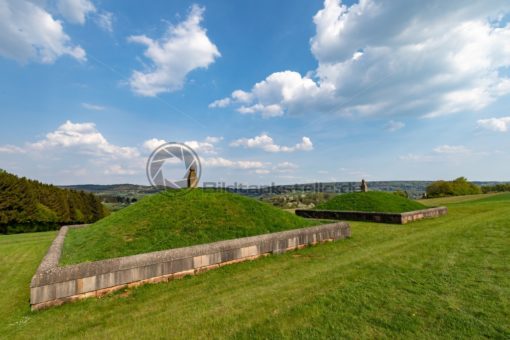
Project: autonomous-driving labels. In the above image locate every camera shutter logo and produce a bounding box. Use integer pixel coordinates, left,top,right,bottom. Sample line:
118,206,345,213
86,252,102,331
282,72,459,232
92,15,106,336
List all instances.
146,142,201,191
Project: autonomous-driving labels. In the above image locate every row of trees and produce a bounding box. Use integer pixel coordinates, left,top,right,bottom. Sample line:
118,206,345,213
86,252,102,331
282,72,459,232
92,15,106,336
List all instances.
0,170,108,233
425,177,481,198
101,195,138,204
481,183,510,193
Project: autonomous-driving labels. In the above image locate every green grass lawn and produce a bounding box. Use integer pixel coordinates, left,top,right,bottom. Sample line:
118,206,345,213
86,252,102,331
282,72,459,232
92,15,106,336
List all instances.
418,192,502,206
61,190,320,265
316,191,427,213
1,193,509,339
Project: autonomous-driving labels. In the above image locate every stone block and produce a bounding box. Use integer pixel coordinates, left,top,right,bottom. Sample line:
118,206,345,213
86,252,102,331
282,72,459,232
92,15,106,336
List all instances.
30,222,351,310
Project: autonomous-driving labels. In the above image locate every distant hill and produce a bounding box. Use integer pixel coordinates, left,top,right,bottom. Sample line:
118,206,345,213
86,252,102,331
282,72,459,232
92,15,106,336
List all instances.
61,184,159,211
230,181,442,200
0,170,108,234
62,181,434,198
243,181,507,199
60,189,321,265
61,180,508,203
316,191,427,213
61,184,158,193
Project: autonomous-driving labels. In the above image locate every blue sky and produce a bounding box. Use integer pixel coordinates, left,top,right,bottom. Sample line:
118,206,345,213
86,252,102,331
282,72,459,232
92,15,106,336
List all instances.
0,0,510,185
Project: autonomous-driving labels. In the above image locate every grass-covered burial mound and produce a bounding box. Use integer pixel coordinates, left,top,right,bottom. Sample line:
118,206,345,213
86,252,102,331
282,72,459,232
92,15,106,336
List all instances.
316,191,427,213
61,190,321,265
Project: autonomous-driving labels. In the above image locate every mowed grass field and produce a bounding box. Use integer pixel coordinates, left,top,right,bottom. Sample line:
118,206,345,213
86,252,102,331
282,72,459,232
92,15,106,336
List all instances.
1,194,509,339
417,192,503,206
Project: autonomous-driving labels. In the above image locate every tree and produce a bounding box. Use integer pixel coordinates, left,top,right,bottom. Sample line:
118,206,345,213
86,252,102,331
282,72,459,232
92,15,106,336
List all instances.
426,177,481,198
0,170,109,234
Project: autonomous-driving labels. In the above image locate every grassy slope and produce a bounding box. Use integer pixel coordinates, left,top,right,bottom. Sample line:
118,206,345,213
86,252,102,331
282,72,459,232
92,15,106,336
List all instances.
61,190,320,265
316,191,427,213
418,192,502,206
1,194,509,338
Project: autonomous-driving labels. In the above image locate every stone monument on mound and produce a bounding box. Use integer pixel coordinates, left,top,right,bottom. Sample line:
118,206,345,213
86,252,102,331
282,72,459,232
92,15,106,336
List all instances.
360,179,368,192
187,166,197,188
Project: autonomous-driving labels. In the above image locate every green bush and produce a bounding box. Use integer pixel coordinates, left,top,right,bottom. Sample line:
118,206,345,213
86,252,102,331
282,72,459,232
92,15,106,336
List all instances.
426,177,481,198
393,190,409,198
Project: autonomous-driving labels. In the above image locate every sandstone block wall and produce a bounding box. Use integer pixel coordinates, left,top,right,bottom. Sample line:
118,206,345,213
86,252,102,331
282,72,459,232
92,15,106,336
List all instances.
295,207,447,224
30,222,351,310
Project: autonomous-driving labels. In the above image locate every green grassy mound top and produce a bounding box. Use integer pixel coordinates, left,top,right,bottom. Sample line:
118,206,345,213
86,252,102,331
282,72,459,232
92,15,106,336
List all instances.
61,190,321,265
316,191,427,213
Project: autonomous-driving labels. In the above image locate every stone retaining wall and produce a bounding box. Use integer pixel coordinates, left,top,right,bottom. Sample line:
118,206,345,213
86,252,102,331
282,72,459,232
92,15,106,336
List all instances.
295,207,447,224
30,222,351,310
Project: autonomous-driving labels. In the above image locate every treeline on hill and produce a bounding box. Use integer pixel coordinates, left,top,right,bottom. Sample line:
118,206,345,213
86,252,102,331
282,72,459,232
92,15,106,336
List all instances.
481,183,510,193
0,170,108,234
426,177,481,198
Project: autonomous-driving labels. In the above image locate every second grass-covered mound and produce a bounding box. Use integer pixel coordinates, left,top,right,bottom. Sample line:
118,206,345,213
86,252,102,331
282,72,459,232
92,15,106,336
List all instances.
316,191,427,213
61,190,321,265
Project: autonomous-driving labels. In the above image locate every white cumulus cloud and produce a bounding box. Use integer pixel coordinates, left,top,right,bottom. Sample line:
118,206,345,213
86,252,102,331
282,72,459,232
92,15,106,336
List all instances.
30,120,139,159
0,144,26,154
230,134,313,153
81,102,105,111
212,70,333,117
274,161,299,172
56,0,114,32
142,138,168,152
142,136,222,154
384,120,405,132
204,136,223,143
477,116,510,132
57,0,96,25
433,145,471,154
104,165,137,176
202,157,267,169
184,139,218,154
128,4,220,96
95,11,114,32
0,0,86,63
208,98,231,108
211,0,510,119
